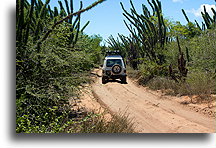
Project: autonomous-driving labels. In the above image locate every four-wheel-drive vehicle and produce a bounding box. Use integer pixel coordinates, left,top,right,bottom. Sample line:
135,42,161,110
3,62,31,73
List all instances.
102,55,127,84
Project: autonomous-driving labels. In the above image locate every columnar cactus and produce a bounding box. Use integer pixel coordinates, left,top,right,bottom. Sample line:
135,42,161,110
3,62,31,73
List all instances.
16,0,97,49
177,37,188,80
119,0,167,65
182,6,216,30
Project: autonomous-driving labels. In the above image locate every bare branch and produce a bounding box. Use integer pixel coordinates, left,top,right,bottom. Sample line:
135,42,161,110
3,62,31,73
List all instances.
36,0,106,49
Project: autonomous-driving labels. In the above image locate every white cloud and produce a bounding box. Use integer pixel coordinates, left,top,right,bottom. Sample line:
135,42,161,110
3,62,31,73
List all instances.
186,4,216,18
172,0,184,3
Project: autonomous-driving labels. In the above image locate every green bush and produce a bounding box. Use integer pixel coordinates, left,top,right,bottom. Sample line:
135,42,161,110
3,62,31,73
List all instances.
137,61,168,85
72,112,135,133
178,71,215,96
165,29,215,74
16,14,100,133
16,37,95,133
147,71,215,96
126,66,141,80
147,77,178,94
16,0,134,133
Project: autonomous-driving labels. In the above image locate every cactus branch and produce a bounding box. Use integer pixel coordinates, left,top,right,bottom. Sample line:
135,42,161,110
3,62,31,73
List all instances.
36,0,106,49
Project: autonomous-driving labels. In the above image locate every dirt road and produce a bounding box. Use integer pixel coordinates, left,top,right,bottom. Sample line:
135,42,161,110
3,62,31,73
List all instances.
89,69,215,133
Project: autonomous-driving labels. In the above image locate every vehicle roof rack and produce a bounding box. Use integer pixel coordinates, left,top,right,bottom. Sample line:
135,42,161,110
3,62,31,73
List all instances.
105,50,121,56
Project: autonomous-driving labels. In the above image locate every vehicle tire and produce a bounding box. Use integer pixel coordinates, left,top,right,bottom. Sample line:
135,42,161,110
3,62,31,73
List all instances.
102,76,107,84
112,64,122,74
121,76,127,84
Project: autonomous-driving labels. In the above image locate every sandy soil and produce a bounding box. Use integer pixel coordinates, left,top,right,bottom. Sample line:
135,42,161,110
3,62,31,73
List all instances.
77,84,112,121
82,68,216,133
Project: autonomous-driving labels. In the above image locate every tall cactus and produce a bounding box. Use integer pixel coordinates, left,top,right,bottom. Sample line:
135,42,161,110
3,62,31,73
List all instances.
33,0,51,42
16,0,25,44
16,0,105,51
176,37,188,80
182,9,190,23
119,0,167,66
24,0,36,44
58,1,67,17
57,0,89,48
68,1,83,47
36,0,105,49
182,6,216,30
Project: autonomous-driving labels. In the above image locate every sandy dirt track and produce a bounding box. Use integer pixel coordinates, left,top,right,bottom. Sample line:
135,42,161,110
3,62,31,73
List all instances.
88,69,216,133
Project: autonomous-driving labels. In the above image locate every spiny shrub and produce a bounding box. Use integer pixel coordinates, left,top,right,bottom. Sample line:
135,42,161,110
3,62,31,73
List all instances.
16,0,105,133
147,77,178,94
71,112,135,133
147,71,215,97
138,62,168,85
178,71,215,96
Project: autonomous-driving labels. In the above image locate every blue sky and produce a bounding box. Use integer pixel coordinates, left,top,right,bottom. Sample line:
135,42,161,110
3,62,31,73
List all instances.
49,0,215,44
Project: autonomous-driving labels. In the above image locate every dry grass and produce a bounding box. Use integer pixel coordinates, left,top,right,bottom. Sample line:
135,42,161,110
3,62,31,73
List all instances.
147,72,215,99
126,66,141,80
67,111,135,133
127,65,215,99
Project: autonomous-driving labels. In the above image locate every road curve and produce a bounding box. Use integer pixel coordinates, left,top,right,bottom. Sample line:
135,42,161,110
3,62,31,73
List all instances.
91,69,216,133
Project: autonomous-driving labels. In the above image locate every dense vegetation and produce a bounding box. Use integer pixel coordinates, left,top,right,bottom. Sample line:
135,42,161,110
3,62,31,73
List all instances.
16,0,215,133
16,0,135,133
107,0,215,97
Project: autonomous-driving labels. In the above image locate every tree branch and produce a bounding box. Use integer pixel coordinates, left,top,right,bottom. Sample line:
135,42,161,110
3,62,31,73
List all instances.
36,0,105,49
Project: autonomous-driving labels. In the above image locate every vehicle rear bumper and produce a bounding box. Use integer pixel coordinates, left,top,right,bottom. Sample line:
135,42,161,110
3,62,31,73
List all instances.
103,74,127,79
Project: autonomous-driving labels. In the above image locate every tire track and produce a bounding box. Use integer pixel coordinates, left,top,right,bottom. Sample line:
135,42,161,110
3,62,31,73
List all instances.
91,69,216,133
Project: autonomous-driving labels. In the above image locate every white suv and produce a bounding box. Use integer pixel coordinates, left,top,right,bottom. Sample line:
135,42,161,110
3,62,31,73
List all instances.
102,55,127,84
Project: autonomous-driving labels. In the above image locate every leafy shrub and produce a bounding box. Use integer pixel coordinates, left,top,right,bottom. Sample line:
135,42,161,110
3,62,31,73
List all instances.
16,39,94,133
126,66,141,80
16,21,99,133
147,71,215,96
178,71,215,96
147,77,179,94
137,61,168,85
16,0,135,133
160,29,216,97
71,112,135,133
165,29,215,73
188,30,215,72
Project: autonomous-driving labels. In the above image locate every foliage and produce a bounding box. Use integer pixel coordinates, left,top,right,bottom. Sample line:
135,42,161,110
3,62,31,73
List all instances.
107,0,168,70
168,21,201,39
165,29,215,73
16,0,105,133
138,61,168,85
106,35,126,58
112,0,216,97
121,0,167,65
75,34,103,65
148,29,216,95
147,71,215,96
71,112,135,133
182,6,216,31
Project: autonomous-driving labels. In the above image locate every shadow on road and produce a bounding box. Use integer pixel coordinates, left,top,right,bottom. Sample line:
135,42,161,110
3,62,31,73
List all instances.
90,72,102,77
106,79,128,84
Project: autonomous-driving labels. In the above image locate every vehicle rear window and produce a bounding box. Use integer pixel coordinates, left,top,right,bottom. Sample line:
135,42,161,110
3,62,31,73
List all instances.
106,59,122,67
